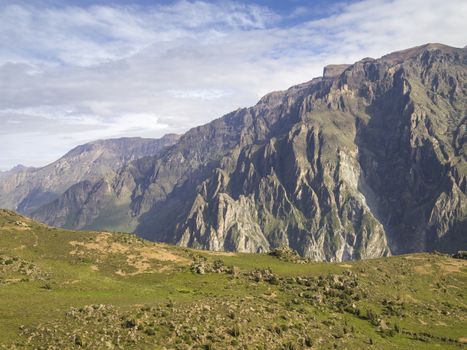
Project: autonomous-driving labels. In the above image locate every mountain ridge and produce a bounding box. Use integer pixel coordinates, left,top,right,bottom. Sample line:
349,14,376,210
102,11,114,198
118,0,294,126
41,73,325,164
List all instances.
0,134,180,215
23,43,467,261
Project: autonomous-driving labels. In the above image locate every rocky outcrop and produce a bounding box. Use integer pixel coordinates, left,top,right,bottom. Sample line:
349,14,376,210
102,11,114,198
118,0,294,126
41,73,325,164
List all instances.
31,43,467,260
323,64,350,78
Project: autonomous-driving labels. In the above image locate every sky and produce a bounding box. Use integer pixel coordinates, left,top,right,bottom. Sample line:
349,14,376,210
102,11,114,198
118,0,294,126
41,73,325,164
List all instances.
0,0,466,171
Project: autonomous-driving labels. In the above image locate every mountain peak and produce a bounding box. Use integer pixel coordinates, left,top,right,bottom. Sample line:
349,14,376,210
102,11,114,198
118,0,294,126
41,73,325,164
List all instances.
380,42,462,64
323,64,351,78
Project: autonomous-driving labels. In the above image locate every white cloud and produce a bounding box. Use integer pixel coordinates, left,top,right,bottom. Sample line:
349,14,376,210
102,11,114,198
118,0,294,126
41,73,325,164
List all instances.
168,89,228,100
0,0,466,169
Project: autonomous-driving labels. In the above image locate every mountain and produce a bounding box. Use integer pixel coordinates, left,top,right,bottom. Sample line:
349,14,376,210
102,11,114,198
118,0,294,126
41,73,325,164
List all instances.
31,43,466,261
1,209,466,349
0,135,179,215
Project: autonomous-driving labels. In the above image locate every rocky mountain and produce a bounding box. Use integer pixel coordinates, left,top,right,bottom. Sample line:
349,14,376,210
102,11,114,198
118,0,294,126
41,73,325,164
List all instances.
31,43,466,261
0,135,179,215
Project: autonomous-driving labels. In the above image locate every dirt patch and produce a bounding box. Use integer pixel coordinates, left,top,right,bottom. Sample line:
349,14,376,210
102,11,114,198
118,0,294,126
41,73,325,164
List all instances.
205,251,238,257
63,280,80,285
4,278,22,284
262,292,277,300
70,233,128,254
413,264,431,275
438,260,466,274
70,233,129,255
118,254,152,276
401,294,419,304
144,246,190,264
404,255,427,260
410,258,465,275
70,234,190,275
117,248,190,276
339,264,352,268
14,221,31,231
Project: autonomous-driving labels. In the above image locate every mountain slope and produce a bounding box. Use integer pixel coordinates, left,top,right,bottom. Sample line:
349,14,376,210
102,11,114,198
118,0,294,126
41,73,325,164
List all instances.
32,44,466,261
0,135,179,215
1,210,466,349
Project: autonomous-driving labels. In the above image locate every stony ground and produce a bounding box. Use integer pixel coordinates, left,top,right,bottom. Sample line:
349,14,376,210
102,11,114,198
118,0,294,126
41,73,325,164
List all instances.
0,209,466,349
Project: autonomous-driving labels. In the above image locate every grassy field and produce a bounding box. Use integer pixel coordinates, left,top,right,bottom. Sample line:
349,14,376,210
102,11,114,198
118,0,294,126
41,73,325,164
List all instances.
0,209,466,349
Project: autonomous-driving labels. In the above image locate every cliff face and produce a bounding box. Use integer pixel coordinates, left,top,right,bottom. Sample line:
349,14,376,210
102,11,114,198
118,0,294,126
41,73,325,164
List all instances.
0,135,179,215
32,44,466,261
354,45,467,254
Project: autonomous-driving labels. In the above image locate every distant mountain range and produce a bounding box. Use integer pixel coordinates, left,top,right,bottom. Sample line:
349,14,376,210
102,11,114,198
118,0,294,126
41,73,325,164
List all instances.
0,135,179,215
1,43,465,261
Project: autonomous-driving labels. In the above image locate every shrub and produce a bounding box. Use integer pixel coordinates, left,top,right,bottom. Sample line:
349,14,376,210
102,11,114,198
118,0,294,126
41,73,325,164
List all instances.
145,328,156,336
229,325,240,337
41,283,52,290
74,335,83,346
282,341,298,350
123,319,137,328
269,275,280,285
212,259,224,270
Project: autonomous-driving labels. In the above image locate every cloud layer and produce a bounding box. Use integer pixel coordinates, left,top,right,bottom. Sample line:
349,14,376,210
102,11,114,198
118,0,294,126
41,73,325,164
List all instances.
1,0,466,170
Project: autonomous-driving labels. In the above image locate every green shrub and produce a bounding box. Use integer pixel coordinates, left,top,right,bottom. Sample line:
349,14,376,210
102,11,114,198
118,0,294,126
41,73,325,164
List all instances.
123,319,137,328
145,328,156,336
229,324,240,337
41,283,52,290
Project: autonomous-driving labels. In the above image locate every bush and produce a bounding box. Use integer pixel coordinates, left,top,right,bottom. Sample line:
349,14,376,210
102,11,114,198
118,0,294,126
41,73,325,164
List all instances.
229,325,240,337
123,319,137,328
145,328,156,336
41,283,52,290
366,309,379,326
269,275,280,285
212,259,224,270
74,335,83,346
282,341,298,350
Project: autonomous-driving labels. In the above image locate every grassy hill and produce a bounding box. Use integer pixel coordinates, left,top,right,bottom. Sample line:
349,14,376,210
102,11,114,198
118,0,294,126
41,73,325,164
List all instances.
0,209,466,349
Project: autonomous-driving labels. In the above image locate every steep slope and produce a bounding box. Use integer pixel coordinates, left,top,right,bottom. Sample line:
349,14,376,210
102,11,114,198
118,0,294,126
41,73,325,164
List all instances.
0,135,179,215
32,44,466,261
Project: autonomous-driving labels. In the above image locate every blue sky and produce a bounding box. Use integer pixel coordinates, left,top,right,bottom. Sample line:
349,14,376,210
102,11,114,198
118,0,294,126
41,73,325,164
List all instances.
0,0,466,170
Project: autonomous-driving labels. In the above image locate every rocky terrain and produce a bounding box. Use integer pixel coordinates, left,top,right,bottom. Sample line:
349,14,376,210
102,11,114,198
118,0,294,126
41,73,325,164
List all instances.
27,43,466,261
0,210,466,349
0,135,179,215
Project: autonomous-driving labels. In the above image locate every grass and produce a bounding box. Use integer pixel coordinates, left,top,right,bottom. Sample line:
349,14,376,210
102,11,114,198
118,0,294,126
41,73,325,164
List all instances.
0,209,466,349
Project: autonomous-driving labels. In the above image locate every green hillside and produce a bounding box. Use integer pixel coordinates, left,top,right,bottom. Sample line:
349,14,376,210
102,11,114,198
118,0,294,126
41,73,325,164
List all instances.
0,209,465,349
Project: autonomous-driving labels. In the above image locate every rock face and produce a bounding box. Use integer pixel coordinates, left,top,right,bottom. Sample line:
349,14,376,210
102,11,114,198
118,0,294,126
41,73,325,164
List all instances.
0,135,179,215
323,64,351,78
31,43,466,261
